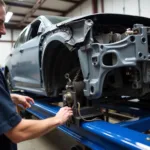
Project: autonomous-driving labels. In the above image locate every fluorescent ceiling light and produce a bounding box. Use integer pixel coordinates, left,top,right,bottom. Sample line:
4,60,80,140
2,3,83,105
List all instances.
5,12,13,23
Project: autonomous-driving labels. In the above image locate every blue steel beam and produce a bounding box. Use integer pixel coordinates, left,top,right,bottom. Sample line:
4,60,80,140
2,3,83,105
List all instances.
100,104,150,116
116,117,150,132
21,100,150,150
82,121,150,150
25,104,104,150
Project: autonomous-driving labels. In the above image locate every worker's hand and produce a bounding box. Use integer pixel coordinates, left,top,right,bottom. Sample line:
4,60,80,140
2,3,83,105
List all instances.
55,106,73,125
10,94,34,109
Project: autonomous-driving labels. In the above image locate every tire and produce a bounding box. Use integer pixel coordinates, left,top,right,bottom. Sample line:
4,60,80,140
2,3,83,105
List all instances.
6,72,13,91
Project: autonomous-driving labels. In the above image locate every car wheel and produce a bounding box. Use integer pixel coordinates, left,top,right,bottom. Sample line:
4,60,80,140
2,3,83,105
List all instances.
6,72,13,91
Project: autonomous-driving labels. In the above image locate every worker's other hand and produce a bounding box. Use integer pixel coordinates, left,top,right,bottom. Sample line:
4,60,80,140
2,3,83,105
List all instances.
11,94,34,109
55,106,73,125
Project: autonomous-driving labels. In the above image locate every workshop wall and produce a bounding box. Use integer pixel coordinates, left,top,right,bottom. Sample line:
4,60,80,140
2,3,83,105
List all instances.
0,29,21,67
66,0,150,18
66,0,93,17
98,0,149,18
100,0,139,15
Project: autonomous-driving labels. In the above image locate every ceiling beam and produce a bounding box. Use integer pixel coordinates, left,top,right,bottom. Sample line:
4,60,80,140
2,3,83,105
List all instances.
5,1,64,13
11,20,30,24
60,0,78,3
19,0,47,26
5,23,24,29
5,1,33,8
13,13,38,18
38,6,64,13
63,0,86,16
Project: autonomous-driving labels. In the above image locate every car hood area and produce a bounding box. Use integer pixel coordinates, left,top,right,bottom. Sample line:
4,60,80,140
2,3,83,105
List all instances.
57,13,150,28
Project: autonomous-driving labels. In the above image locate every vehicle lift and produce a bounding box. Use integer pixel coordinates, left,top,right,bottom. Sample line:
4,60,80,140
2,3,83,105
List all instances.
13,86,150,150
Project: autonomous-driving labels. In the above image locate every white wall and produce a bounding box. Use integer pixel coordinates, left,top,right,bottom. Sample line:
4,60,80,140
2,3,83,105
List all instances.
98,0,150,17
140,0,150,18
66,0,93,17
0,29,21,67
66,0,150,18
101,0,139,15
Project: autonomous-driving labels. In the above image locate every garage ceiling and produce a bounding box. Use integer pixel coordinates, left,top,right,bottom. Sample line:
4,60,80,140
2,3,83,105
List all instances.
4,0,86,29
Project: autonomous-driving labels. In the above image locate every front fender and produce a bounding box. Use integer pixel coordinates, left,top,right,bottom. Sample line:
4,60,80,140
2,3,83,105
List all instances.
40,32,72,92
41,31,72,62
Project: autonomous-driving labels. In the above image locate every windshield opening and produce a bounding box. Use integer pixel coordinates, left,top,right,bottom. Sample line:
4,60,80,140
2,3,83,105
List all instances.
45,16,70,24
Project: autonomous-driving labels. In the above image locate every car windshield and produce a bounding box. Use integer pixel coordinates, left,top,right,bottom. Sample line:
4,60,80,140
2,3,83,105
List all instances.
45,16,70,24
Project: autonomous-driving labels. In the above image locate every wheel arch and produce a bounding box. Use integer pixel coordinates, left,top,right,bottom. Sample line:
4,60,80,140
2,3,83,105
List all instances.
41,34,71,96
41,34,79,97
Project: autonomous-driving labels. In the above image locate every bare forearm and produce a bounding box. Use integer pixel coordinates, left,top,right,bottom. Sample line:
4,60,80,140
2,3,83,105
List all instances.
5,117,60,143
21,118,59,140
5,106,73,143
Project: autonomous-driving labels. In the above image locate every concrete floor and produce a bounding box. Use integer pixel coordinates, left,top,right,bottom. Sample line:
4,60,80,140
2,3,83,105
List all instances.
18,129,78,150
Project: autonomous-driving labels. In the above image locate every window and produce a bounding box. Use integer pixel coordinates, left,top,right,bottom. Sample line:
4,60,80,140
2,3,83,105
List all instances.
14,29,27,48
28,20,41,40
45,16,69,24
19,29,27,44
14,37,20,48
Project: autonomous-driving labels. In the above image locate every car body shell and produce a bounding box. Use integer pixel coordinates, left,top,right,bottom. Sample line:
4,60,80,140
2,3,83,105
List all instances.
5,13,150,99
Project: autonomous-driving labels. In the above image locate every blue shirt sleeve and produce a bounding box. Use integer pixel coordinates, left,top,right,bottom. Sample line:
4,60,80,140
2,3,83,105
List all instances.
0,71,21,135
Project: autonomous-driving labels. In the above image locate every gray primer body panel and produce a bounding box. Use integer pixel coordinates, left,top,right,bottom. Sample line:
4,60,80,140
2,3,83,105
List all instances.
78,24,150,99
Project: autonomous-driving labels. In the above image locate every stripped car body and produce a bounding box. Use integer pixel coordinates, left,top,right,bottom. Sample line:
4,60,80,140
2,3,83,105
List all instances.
5,13,150,103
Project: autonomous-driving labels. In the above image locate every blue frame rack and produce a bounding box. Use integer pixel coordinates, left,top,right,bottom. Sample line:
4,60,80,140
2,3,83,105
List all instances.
18,97,150,150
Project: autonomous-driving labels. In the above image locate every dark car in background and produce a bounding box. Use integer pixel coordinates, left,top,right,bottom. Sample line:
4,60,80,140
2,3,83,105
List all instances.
5,13,150,101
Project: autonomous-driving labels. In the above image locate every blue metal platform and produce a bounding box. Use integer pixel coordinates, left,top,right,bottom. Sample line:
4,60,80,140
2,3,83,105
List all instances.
19,98,150,150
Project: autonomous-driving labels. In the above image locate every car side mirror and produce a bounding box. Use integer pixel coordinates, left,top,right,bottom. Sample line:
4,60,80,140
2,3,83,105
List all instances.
37,26,44,35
